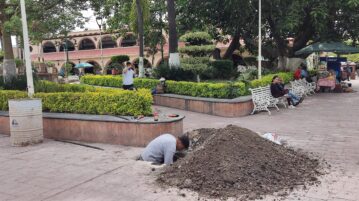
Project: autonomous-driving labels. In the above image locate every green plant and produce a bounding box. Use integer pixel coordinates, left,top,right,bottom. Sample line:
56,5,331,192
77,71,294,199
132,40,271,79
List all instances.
211,60,234,79
152,63,195,81
0,75,29,91
181,57,211,82
111,55,130,64
0,51,4,62
15,58,24,67
0,90,28,110
249,72,294,88
34,80,97,93
243,56,257,66
0,88,153,116
81,75,247,98
179,32,213,46
179,45,215,57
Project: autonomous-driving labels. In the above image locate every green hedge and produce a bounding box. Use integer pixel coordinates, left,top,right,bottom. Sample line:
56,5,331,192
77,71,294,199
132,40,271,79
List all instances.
81,75,247,98
179,45,216,57
80,75,159,90
179,32,213,45
0,90,28,110
166,81,246,98
249,72,294,88
211,60,234,79
0,88,153,116
35,89,152,116
35,80,97,93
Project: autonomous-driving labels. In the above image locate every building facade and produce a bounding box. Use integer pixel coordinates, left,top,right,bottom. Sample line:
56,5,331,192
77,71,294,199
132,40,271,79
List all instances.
29,30,170,74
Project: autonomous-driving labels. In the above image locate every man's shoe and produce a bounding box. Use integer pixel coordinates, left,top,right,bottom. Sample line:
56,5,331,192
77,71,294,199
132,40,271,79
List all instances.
293,102,299,106
289,105,296,109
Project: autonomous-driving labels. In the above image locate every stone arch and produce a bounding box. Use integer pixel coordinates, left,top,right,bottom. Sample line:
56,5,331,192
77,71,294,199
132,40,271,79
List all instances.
120,33,137,47
85,60,102,74
59,40,75,52
43,41,57,53
132,57,152,68
104,60,113,74
100,35,117,49
78,38,96,50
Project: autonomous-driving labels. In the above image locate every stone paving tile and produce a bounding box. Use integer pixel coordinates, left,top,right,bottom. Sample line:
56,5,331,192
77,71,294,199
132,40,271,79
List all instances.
0,79,358,201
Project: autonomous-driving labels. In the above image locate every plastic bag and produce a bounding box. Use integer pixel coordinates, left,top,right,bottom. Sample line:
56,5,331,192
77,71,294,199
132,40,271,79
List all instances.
261,133,283,145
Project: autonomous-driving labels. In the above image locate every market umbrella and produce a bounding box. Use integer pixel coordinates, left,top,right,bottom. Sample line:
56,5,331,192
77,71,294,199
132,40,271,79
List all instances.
75,62,93,68
295,42,359,56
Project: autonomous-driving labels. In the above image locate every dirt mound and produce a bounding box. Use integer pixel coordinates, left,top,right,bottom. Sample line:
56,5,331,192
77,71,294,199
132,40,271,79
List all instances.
158,125,326,200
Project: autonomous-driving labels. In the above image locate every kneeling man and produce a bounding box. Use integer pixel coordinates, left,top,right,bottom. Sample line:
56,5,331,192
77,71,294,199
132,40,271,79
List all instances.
140,134,189,165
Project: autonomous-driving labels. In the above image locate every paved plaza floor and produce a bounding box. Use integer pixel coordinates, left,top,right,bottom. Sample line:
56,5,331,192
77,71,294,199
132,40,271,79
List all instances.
1,79,359,201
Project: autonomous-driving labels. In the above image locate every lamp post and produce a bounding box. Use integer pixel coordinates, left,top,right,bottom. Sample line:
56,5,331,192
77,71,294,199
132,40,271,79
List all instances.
20,0,34,97
258,0,262,79
96,16,104,73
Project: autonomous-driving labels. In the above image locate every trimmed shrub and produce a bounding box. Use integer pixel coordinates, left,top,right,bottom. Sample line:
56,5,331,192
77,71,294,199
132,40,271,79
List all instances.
0,90,28,110
111,55,130,64
211,60,234,79
152,64,195,81
0,75,29,91
179,32,213,46
181,57,212,82
81,75,247,98
35,80,96,93
249,72,294,88
165,80,246,98
35,89,152,116
179,45,216,57
0,88,152,116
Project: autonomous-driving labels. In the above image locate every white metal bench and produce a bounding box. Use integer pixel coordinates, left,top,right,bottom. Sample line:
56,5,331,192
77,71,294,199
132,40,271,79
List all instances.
249,85,287,115
290,80,307,97
297,78,316,95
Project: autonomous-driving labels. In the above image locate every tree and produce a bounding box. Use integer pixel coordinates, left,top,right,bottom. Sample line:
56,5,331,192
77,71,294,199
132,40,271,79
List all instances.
0,0,87,83
167,0,180,68
261,0,359,69
176,0,256,60
131,0,150,77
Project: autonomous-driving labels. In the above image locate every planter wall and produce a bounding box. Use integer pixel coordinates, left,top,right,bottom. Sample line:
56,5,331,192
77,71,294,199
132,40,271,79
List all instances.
153,94,254,117
0,112,184,147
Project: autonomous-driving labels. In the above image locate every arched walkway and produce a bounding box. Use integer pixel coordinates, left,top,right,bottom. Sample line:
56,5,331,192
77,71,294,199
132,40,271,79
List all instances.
79,38,96,50
101,36,117,49
86,61,101,74
120,34,137,47
59,40,75,52
43,41,56,53
132,58,152,68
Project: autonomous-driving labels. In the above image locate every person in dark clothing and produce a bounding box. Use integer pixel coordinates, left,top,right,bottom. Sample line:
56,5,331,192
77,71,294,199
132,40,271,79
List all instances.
270,75,303,108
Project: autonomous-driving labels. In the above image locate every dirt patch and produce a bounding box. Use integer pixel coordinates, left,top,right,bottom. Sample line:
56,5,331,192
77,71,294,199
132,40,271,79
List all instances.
157,125,327,200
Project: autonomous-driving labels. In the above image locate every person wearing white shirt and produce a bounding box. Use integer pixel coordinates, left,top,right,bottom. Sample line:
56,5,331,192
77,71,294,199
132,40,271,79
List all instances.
122,62,135,90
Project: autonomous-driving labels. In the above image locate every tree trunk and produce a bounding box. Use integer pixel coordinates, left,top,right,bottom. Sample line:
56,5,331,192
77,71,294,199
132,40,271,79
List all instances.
167,0,180,68
136,0,145,77
277,56,287,71
196,74,200,83
223,31,241,59
2,26,16,82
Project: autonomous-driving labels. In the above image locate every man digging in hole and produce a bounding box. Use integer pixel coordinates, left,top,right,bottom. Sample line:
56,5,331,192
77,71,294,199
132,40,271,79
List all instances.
139,134,190,165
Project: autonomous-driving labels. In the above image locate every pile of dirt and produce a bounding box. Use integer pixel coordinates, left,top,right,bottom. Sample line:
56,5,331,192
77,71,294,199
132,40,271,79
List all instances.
157,125,326,200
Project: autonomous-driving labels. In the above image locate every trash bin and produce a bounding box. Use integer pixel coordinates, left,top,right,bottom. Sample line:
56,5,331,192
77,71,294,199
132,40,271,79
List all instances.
9,99,43,146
